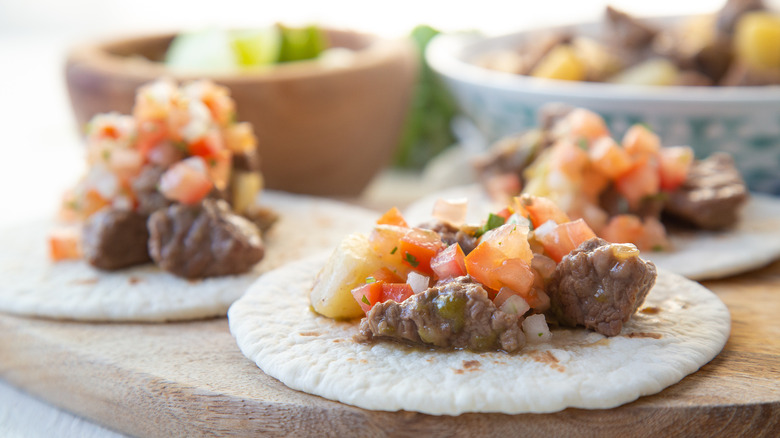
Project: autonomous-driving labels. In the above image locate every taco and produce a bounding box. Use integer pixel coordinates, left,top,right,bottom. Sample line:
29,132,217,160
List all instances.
0,79,380,322
229,198,730,414
473,105,750,252
0,191,378,321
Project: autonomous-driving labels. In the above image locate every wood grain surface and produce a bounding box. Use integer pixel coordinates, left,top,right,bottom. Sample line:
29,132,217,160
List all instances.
1,261,778,438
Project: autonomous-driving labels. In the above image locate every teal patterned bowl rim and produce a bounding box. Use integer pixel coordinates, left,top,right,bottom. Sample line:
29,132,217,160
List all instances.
425,27,780,105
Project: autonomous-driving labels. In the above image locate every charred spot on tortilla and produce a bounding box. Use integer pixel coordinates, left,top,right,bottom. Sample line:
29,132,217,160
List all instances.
640,306,661,314
462,360,481,370
625,332,663,339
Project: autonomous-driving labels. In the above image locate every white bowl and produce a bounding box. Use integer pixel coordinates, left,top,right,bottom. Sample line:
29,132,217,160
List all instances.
426,19,780,194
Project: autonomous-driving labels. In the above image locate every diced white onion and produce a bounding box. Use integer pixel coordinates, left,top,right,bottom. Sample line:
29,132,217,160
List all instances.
406,271,430,294
499,294,530,316
522,314,552,344
432,198,468,226
531,254,557,280
532,219,558,241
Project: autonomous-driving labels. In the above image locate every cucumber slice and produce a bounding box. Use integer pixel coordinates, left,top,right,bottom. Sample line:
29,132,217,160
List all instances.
165,29,238,73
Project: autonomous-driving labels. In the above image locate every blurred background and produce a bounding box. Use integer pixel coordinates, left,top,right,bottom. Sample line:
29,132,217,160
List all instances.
0,0,741,225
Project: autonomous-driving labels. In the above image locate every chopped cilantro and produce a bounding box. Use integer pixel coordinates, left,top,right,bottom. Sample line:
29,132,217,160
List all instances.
642,192,669,202
208,158,218,167
365,276,377,284
174,141,188,152
475,213,506,237
404,252,420,267
390,246,398,255
578,138,588,150
102,150,111,161
538,332,543,337
362,295,370,305
652,245,665,252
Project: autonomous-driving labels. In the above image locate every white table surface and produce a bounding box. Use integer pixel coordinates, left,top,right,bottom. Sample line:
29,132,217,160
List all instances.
0,0,745,435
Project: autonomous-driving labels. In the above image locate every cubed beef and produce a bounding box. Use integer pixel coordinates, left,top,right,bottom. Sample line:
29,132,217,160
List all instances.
82,208,151,270
417,221,478,255
546,238,656,336
232,150,262,173
356,277,526,352
605,6,658,50
131,165,172,216
716,0,765,35
664,153,749,230
147,199,264,279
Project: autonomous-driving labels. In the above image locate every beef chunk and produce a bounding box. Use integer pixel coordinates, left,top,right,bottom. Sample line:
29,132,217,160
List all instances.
716,0,765,35
357,277,526,352
82,208,151,270
232,150,262,173
605,6,658,50
417,221,478,255
147,199,264,279
664,153,749,230
720,61,780,86
599,184,665,219
132,165,172,215
546,238,656,336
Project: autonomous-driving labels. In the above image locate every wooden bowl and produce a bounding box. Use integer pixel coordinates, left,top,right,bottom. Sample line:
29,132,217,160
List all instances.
65,29,418,196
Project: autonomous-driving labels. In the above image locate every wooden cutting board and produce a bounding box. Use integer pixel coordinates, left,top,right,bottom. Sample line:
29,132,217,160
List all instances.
1,261,779,437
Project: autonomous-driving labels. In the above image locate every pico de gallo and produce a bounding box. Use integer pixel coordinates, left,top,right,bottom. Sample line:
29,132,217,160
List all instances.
476,106,748,253
310,194,657,352
49,79,271,279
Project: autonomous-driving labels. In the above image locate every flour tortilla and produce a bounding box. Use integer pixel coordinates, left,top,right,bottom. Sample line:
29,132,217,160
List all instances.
229,253,730,415
403,184,780,280
0,191,378,322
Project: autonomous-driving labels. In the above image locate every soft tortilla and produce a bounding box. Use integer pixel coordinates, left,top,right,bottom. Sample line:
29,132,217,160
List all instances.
229,253,730,415
403,184,780,280
0,191,377,322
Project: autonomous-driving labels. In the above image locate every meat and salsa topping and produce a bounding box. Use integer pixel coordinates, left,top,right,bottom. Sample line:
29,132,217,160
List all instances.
475,0,780,87
310,194,657,353
475,105,749,252
50,79,274,279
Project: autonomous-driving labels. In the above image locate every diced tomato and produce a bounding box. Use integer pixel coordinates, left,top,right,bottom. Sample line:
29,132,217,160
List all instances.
494,207,513,220
223,122,257,154
206,148,232,191
464,243,505,291
622,124,661,158
188,129,225,159
81,189,111,218
398,228,446,275
600,214,644,245
658,146,694,191
101,125,120,139
376,207,409,227
493,258,535,299
368,267,403,284
136,120,168,159
430,243,467,280
520,195,570,228
479,222,533,262
580,167,610,203
565,108,610,141
380,283,414,304
534,218,596,262
551,139,589,178
351,282,383,314
638,217,670,251
588,136,633,179
484,173,521,202
615,160,660,208
48,228,82,262
159,156,214,205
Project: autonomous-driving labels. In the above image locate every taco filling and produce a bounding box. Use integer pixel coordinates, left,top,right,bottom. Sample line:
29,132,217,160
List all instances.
51,79,275,279
311,195,657,353
474,105,749,252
